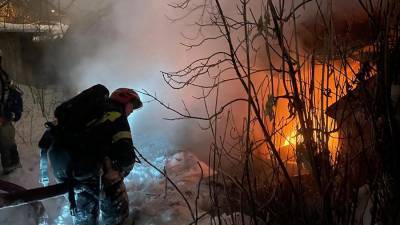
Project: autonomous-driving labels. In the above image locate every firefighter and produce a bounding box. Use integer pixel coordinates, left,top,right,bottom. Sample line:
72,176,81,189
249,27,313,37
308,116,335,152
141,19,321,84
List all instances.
0,52,23,175
46,87,142,225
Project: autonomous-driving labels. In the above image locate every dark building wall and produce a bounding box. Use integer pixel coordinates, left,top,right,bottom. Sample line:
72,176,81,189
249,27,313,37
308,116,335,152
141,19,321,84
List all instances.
0,33,24,82
0,32,60,87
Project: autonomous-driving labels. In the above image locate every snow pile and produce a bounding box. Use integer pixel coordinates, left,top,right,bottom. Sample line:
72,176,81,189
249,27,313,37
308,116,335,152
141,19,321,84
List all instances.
124,150,214,225
0,22,69,39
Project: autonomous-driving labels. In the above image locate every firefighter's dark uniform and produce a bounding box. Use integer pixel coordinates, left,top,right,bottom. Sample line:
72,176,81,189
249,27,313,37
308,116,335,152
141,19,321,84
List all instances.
0,58,22,174
48,101,136,225
0,69,23,174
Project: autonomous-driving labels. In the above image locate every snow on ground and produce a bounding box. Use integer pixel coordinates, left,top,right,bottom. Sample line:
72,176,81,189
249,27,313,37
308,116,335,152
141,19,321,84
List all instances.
123,150,214,225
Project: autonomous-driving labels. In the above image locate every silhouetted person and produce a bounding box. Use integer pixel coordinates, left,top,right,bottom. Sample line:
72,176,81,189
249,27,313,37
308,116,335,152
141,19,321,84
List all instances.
0,51,23,174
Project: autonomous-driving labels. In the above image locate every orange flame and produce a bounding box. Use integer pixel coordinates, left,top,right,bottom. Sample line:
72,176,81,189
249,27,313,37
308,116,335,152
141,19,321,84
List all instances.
254,58,359,166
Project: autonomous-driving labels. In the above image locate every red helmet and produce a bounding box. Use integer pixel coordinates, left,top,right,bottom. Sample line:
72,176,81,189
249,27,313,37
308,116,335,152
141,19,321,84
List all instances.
110,88,143,109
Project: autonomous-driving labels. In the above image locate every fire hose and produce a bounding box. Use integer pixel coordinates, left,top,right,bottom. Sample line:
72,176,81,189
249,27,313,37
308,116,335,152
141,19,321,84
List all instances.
0,181,69,209
0,179,69,224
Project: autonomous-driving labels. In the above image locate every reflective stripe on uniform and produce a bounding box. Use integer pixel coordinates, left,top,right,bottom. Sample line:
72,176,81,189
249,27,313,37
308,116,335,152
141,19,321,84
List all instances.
95,111,122,126
112,131,132,143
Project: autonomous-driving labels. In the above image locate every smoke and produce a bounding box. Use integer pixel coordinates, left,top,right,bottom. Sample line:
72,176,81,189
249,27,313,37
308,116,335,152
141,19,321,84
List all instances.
292,0,372,53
